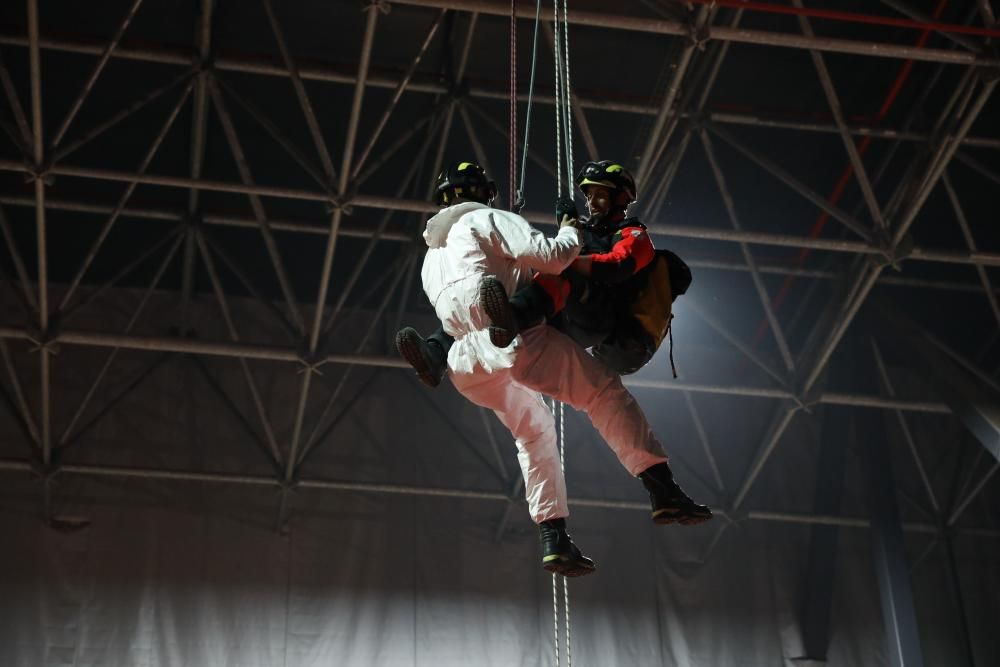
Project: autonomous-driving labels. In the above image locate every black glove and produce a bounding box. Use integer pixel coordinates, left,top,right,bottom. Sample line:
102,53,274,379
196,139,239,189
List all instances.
555,196,578,223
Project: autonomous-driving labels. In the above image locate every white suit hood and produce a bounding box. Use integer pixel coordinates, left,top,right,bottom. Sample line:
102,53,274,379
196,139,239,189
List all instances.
422,201,487,249
419,203,581,374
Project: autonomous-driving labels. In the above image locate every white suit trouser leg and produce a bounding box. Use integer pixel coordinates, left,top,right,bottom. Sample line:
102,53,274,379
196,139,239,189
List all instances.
451,367,567,523
451,325,668,524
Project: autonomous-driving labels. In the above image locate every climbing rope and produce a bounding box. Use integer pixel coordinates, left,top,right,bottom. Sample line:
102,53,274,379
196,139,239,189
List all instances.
552,0,575,196
550,3,576,665
549,399,571,667
559,0,574,195
511,4,576,662
509,0,518,211
515,0,543,213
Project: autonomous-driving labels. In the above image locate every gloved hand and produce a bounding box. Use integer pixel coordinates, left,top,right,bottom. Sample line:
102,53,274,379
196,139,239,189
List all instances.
556,196,578,223
559,214,579,228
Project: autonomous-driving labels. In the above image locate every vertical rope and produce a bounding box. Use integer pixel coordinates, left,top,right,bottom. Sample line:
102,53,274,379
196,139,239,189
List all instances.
516,0,543,212
558,400,569,666
509,0,518,211
552,0,563,197
563,565,572,667
552,573,561,666
560,0,574,195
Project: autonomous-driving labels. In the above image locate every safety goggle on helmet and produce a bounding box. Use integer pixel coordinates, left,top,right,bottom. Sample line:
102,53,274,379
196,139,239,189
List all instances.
434,160,498,206
575,161,638,204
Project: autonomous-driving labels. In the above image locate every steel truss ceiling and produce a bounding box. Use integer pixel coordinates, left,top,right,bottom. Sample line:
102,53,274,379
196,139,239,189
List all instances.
0,0,998,546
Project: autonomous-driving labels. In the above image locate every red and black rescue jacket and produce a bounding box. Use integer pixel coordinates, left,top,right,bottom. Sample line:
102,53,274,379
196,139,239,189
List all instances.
562,218,690,350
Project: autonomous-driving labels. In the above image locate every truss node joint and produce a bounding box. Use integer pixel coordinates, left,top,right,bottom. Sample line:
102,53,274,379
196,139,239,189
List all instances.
27,325,60,356
365,1,392,16
296,349,326,377
686,10,711,52
167,325,198,339
447,79,469,102
27,451,61,481
23,165,54,186
721,506,748,524
326,191,354,216
871,231,913,272
183,212,204,231
789,390,818,415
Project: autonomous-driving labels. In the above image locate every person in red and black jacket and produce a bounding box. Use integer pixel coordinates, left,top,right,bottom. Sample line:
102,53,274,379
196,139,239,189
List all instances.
483,160,688,376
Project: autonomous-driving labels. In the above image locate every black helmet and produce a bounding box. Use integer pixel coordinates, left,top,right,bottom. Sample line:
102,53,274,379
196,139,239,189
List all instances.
575,160,638,203
434,161,498,206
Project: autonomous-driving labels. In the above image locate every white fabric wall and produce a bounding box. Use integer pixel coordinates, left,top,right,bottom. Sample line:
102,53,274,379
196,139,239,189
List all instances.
2,479,997,667
1,291,997,666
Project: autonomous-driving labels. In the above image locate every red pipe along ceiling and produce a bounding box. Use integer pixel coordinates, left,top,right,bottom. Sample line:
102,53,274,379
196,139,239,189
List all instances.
728,0,954,353
686,0,1000,38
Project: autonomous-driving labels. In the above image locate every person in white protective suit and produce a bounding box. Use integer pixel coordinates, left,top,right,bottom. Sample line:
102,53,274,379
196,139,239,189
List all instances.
405,160,711,577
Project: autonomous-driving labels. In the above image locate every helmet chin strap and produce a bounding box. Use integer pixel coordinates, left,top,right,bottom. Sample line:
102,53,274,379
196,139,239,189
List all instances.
584,204,629,236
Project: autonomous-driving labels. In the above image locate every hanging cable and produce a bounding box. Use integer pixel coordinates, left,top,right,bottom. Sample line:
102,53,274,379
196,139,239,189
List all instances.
552,570,561,666
552,0,564,197
560,0,574,195
549,5,576,664
515,0,543,213
558,400,571,667
509,0,518,211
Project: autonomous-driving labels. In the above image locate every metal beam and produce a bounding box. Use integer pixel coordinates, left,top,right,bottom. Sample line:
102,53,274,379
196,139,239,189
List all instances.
212,75,331,192
0,203,39,311
795,406,849,662
260,0,336,183
1,458,997,538
195,231,283,467
794,0,885,232
286,2,380,488
872,339,940,515
881,309,1000,468
0,339,40,447
942,171,1000,330
58,231,184,447
635,6,706,185
6,160,1000,269
862,408,926,667
0,325,956,413
391,0,1000,66
51,67,196,164
704,123,873,242
50,0,146,148
180,0,214,329
700,129,796,372
7,30,1000,149
0,49,32,149
208,76,306,334
27,0,52,521
57,81,194,311
349,8,447,180
646,7,744,220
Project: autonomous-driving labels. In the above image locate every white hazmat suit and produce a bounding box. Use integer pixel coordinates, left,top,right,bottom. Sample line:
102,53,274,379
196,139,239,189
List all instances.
420,201,668,522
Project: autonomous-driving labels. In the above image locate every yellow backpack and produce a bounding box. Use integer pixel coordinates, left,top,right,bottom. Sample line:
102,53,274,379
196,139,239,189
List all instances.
631,249,691,349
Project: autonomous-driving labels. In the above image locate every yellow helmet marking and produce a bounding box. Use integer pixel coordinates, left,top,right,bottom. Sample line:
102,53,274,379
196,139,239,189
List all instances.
606,164,624,173
457,162,474,171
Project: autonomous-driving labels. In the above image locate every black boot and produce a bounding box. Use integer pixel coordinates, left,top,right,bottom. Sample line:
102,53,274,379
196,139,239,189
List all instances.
539,518,596,577
479,276,520,348
394,327,447,388
638,462,713,526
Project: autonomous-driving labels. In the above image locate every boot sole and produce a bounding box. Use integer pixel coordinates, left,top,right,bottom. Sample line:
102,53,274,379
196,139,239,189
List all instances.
479,278,517,348
394,329,442,388
543,556,597,578
652,507,713,526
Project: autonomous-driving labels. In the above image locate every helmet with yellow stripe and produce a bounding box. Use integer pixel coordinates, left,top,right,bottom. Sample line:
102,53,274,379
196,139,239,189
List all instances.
434,160,498,207
575,160,637,204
